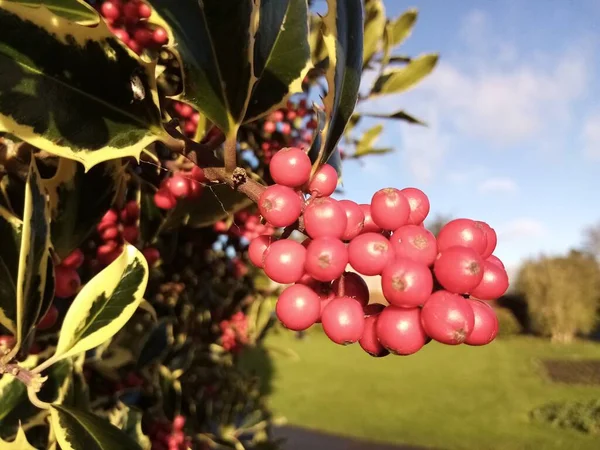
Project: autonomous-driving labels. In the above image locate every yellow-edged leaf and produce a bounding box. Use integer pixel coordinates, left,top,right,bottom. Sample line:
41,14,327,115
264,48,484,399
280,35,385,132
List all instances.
371,53,439,96
362,0,386,66
7,0,100,25
390,8,418,48
356,124,383,153
0,206,23,334
0,354,38,421
49,244,148,364
0,424,37,450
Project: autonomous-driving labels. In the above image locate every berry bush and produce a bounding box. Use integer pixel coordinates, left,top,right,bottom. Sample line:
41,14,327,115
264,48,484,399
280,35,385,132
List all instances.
0,0,504,449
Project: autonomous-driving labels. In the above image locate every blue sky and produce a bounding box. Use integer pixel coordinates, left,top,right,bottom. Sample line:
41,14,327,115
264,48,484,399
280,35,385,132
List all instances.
337,0,600,278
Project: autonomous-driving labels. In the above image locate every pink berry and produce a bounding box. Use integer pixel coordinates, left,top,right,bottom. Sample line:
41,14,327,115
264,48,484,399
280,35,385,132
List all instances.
37,305,59,330
138,2,152,19
486,255,505,269
370,188,410,231
154,189,177,209
263,240,306,284
303,197,347,239
61,249,84,270
376,306,427,355
304,237,348,282
434,246,484,294
338,200,365,240
55,267,81,298
269,147,312,188
153,27,168,45
276,284,321,331
112,28,130,43
381,258,433,308
167,173,191,198
469,260,509,300
101,1,121,21
321,297,365,345
475,221,497,258
173,415,186,431
101,209,118,225
263,121,276,133
421,290,475,345
358,204,381,233
437,219,487,255
347,232,393,276
189,165,207,183
122,225,139,243
258,185,302,227
133,27,153,47
359,314,389,357
307,164,338,197
465,299,499,346
248,235,273,268
142,247,160,266
400,187,430,225
389,225,437,267
332,272,369,307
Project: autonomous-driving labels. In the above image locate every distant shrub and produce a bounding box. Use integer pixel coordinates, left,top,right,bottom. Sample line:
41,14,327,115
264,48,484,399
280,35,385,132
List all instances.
495,307,522,337
531,399,600,435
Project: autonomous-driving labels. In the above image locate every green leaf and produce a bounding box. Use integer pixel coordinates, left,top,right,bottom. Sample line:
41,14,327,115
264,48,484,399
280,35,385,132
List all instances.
7,0,100,25
354,147,393,158
361,109,426,125
362,0,385,67
371,53,438,95
356,124,382,153
148,0,257,136
38,358,74,405
136,318,174,369
0,207,23,334
49,244,148,365
16,158,51,348
0,424,37,450
187,184,255,228
0,1,173,171
245,0,311,122
316,0,364,173
112,404,150,450
0,355,38,421
389,8,418,48
44,158,124,259
50,404,143,450
158,365,182,421
308,14,328,67
63,365,91,411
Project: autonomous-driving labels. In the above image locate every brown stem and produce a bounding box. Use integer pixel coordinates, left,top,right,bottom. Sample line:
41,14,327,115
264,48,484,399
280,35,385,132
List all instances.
337,272,346,297
223,134,238,174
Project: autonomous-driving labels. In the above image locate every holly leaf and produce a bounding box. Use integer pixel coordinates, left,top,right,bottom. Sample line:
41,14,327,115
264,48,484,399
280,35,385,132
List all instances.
50,405,143,450
362,0,385,67
389,8,418,48
371,53,438,96
44,158,124,259
48,244,148,365
136,318,174,369
0,207,23,335
315,0,364,174
353,147,393,158
308,14,328,67
0,2,173,171
361,109,426,125
355,124,383,153
0,355,38,421
148,0,257,137
187,184,255,229
245,0,311,122
0,424,37,450
7,0,100,25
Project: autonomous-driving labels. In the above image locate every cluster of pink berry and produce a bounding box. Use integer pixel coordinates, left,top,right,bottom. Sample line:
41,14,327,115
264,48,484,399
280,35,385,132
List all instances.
97,0,168,54
214,210,275,242
154,166,206,210
97,201,160,267
147,415,191,450
219,312,250,353
259,99,316,163
248,147,509,356
166,100,201,138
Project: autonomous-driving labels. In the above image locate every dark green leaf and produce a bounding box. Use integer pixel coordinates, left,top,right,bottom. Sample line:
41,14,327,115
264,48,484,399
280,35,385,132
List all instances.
308,14,328,66
148,0,256,135
245,0,311,121
388,55,412,64
44,158,123,259
7,0,100,24
390,8,418,48
317,0,364,172
371,53,438,95
37,358,73,404
63,366,91,411
51,404,143,450
158,365,181,421
38,255,55,329
361,109,426,125
0,367,28,421
187,185,255,228
0,207,22,334
362,0,385,66
136,318,174,368
0,2,171,170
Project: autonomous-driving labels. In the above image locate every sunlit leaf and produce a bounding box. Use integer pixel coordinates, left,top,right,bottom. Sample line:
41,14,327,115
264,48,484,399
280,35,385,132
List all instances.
371,53,438,95
362,0,385,66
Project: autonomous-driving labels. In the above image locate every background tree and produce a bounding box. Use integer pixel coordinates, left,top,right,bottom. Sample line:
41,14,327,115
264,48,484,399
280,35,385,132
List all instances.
515,250,600,343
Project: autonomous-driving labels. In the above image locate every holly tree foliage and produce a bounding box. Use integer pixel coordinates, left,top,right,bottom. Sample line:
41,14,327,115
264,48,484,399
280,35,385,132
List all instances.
0,0,442,448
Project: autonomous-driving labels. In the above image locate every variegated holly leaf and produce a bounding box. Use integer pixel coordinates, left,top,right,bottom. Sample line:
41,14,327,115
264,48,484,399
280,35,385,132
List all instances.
389,8,418,48
313,0,364,175
0,2,173,170
371,53,439,96
362,0,385,67
0,207,23,335
0,355,38,422
361,109,426,125
0,424,37,450
50,405,143,450
244,0,311,121
7,0,100,25
136,318,174,369
147,0,257,137
40,244,148,369
44,158,124,259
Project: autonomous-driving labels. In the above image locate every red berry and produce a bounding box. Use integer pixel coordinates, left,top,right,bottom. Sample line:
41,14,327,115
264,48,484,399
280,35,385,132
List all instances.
167,173,191,198
358,204,381,233
465,300,499,346
138,2,152,19
122,200,140,223
303,197,347,239
270,110,284,122
258,185,302,227
126,38,141,54
376,306,427,355
475,221,497,258
179,103,194,118
370,188,410,231
142,247,160,266
153,26,168,45
276,284,321,331
263,121,276,133
421,290,475,345
37,305,58,330
307,164,338,197
338,200,364,240
280,122,291,135
347,232,393,276
123,1,141,23
154,189,177,209
101,225,119,241
54,267,81,298
269,147,312,188
389,225,437,267
363,303,385,316
437,219,487,255
133,27,153,46
248,235,273,268
381,258,433,308
101,1,121,21
359,314,389,357
400,187,430,225
263,240,306,284
101,209,118,225
332,272,369,306
469,260,509,300
434,246,484,294
321,297,365,345
122,225,139,243
0,335,15,350
304,237,348,282
112,28,130,43
61,249,84,269
486,254,505,269
172,415,186,431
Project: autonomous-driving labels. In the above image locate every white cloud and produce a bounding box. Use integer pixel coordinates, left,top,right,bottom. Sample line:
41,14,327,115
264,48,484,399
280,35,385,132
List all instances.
477,177,518,194
582,113,600,160
497,218,548,240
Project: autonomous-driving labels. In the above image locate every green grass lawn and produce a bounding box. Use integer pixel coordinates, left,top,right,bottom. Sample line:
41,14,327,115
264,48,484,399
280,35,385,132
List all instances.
239,329,600,450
